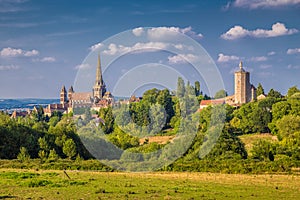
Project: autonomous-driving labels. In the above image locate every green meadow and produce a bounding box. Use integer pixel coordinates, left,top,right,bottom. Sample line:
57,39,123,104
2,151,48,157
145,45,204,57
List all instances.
0,169,299,199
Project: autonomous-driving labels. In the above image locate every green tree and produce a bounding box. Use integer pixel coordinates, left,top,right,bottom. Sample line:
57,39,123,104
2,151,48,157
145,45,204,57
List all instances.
176,77,185,98
38,137,50,160
194,81,200,96
257,83,265,96
267,88,282,99
48,149,59,161
287,86,300,98
271,101,291,121
142,88,159,104
17,147,30,162
63,139,77,159
98,107,114,134
251,140,274,161
214,89,227,99
276,115,300,139
156,89,174,125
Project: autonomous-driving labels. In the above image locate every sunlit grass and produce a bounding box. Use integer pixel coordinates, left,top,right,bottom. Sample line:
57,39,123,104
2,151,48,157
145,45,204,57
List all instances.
0,169,299,199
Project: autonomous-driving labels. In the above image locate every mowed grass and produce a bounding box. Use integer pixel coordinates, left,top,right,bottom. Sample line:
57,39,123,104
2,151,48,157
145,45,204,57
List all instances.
0,169,299,199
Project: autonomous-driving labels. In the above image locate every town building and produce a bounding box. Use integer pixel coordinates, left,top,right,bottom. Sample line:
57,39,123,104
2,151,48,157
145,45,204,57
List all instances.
44,54,114,116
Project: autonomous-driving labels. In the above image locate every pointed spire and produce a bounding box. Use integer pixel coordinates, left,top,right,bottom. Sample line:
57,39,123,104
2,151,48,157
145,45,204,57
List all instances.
239,61,243,70
68,86,74,93
61,85,66,92
95,53,103,86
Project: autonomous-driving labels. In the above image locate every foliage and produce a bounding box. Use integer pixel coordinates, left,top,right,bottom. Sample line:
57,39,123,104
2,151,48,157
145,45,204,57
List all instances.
256,83,264,96
63,139,77,160
214,89,227,99
287,86,300,98
17,147,31,162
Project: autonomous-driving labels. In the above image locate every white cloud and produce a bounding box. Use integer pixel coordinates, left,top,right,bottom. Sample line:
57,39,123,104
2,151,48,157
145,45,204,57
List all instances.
260,64,272,69
168,54,198,64
102,42,169,55
287,48,300,54
90,43,104,51
232,0,300,9
249,56,267,62
24,49,39,57
0,64,19,70
33,56,56,62
147,26,203,41
217,53,240,63
267,51,276,56
288,64,300,69
221,22,298,40
132,27,144,36
0,47,39,57
75,63,91,70
40,57,56,62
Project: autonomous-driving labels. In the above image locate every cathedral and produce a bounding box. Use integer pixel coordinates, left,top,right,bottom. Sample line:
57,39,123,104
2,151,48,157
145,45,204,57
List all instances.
44,54,114,116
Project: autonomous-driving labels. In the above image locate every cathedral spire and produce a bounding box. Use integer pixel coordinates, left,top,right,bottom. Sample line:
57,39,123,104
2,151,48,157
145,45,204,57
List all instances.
93,53,106,99
95,53,103,86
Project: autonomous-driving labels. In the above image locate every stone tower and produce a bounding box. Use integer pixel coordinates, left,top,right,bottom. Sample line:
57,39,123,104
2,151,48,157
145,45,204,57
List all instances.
93,54,106,100
60,85,67,104
234,62,252,104
68,86,74,104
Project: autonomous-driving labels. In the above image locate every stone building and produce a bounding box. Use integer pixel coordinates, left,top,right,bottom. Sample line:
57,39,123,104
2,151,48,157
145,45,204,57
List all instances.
234,61,256,105
45,54,114,116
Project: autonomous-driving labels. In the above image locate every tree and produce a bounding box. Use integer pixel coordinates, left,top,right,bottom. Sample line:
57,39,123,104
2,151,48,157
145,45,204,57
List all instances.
142,88,159,104
48,149,59,161
194,81,200,96
17,147,30,162
156,89,174,125
251,140,274,161
63,139,77,159
257,83,264,96
271,101,291,121
268,88,282,99
276,115,300,138
177,77,185,98
98,107,114,134
287,86,300,98
38,137,50,160
214,89,227,99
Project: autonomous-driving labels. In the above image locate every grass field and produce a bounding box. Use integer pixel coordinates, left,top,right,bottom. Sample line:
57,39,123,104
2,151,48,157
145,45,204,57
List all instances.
0,169,299,199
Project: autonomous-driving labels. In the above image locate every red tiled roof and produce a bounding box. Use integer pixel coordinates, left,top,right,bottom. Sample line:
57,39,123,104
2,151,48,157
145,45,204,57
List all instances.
200,99,225,106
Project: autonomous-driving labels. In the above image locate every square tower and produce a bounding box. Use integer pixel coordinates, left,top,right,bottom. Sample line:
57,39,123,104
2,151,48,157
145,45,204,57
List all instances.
234,62,251,104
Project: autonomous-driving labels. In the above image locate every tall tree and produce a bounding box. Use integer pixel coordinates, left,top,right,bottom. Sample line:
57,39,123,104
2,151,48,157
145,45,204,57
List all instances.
177,77,185,98
194,81,200,96
267,88,282,98
63,138,77,159
256,83,265,96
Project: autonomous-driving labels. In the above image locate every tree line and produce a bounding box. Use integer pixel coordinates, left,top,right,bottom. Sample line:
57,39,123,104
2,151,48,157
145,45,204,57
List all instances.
0,79,300,173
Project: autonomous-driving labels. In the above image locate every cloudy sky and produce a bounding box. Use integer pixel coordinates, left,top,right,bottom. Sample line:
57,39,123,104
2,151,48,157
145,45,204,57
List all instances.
0,0,299,98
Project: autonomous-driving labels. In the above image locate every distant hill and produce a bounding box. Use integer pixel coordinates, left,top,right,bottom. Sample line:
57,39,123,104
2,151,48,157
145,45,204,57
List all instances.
0,98,59,112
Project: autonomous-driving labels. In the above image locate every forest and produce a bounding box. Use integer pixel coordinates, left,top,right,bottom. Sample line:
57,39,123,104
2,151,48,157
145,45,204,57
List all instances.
0,77,300,173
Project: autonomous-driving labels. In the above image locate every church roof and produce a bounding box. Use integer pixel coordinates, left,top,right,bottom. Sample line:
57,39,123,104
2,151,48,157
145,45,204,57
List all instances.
71,92,92,101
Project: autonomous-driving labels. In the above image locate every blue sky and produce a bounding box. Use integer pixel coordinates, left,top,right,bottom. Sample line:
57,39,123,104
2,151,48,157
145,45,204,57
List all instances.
0,0,299,98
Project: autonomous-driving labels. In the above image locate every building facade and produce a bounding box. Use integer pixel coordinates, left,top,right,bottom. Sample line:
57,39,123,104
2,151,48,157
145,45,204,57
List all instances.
234,61,256,104
44,54,114,116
